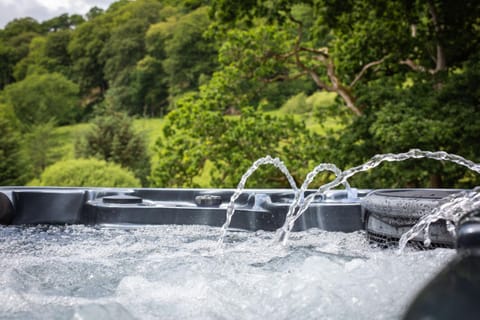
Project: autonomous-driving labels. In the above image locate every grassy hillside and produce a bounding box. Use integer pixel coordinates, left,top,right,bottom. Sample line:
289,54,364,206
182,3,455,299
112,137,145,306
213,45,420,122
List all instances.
52,118,166,161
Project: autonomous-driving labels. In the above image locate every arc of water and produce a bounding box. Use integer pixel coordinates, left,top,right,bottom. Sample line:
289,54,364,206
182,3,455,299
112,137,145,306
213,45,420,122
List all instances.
278,149,480,245
275,163,350,242
218,157,349,247
398,188,480,252
217,156,298,247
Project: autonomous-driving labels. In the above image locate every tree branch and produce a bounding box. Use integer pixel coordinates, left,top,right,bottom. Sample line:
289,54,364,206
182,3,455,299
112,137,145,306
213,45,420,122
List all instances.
308,69,334,91
286,9,362,116
299,46,329,58
350,56,387,87
261,71,308,83
399,58,435,74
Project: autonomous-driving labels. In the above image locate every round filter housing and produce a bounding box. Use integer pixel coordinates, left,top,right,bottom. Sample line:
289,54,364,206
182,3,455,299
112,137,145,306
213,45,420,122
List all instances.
362,189,461,248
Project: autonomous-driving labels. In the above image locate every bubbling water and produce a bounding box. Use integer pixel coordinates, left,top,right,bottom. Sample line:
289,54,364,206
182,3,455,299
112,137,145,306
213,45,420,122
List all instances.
0,225,455,320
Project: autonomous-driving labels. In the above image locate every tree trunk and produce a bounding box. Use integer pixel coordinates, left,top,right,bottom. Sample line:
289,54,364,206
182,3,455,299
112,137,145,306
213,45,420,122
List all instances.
337,85,362,116
428,0,447,73
429,173,443,188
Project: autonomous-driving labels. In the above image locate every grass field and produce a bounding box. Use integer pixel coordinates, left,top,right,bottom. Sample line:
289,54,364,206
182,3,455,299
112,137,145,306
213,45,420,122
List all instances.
52,118,167,160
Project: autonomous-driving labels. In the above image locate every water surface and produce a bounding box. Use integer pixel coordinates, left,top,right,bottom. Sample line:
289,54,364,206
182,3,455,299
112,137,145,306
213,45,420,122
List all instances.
0,225,453,320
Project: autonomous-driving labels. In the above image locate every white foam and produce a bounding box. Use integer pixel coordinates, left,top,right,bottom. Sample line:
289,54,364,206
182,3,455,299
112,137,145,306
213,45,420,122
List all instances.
0,225,454,319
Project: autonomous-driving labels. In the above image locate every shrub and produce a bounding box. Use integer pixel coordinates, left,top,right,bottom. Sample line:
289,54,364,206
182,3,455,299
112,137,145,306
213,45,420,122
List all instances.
33,158,141,187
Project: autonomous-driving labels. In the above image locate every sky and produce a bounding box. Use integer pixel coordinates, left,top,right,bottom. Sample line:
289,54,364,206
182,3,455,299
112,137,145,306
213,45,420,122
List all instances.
0,0,116,28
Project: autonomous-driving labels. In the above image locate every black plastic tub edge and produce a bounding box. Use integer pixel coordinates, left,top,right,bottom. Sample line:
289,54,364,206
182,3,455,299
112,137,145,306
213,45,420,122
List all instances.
0,187,365,233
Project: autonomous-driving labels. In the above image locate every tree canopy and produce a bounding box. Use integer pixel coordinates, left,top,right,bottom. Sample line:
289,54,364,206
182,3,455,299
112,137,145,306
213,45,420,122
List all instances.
0,0,479,188
2,72,79,126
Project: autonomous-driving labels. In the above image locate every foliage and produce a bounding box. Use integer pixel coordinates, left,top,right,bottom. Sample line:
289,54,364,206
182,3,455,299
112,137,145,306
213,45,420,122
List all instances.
0,18,43,89
75,111,151,186
133,55,168,116
2,73,80,126
41,13,85,31
0,104,26,185
1,17,42,39
150,87,326,188
281,93,308,114
101,15,158,114
12,31,73,80
158,6,218,99
213,22,317,111
207,0,480,188
1,0,479,189
33,158,141,187
0,42,17,89
211,0,480,116
327,55,480,188
20,121,62,182
68,11,111,94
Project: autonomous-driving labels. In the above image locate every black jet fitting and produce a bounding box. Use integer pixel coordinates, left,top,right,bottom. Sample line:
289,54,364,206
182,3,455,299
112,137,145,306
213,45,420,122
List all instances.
456,208,480,251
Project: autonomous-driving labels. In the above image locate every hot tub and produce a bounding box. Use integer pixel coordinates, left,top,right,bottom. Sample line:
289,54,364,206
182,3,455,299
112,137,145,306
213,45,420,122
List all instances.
0,186,478,319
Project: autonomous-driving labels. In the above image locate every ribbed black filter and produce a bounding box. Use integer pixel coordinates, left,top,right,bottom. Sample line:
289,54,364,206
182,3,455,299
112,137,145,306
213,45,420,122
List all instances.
362,189,461,249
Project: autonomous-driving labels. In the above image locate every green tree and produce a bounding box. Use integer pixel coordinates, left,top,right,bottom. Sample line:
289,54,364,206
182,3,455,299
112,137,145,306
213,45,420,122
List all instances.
150,88,324,188
1,17,42,39
0,104,26,185
42,13,85,31
132,55,169,116
0,18,43,88
211,1,366,115
43,30,73,76
99,0,167,114
33,158,141,187
68,12,111,95
3,73,80,126
21,121,62,181
13,28,76,81
0,42,16,89
86,7,104,20
75,111,151,186
13,36,49,80
319,0,480,187
208,0,480,188
328,55,480,188
159,6,218,99
211,0,480,115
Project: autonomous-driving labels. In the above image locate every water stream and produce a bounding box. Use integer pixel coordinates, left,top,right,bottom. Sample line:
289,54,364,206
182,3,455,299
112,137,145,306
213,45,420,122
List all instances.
218,149,480,247
217,156,298,246
398,187,480,251
279,149,480,244
218,157,348,246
